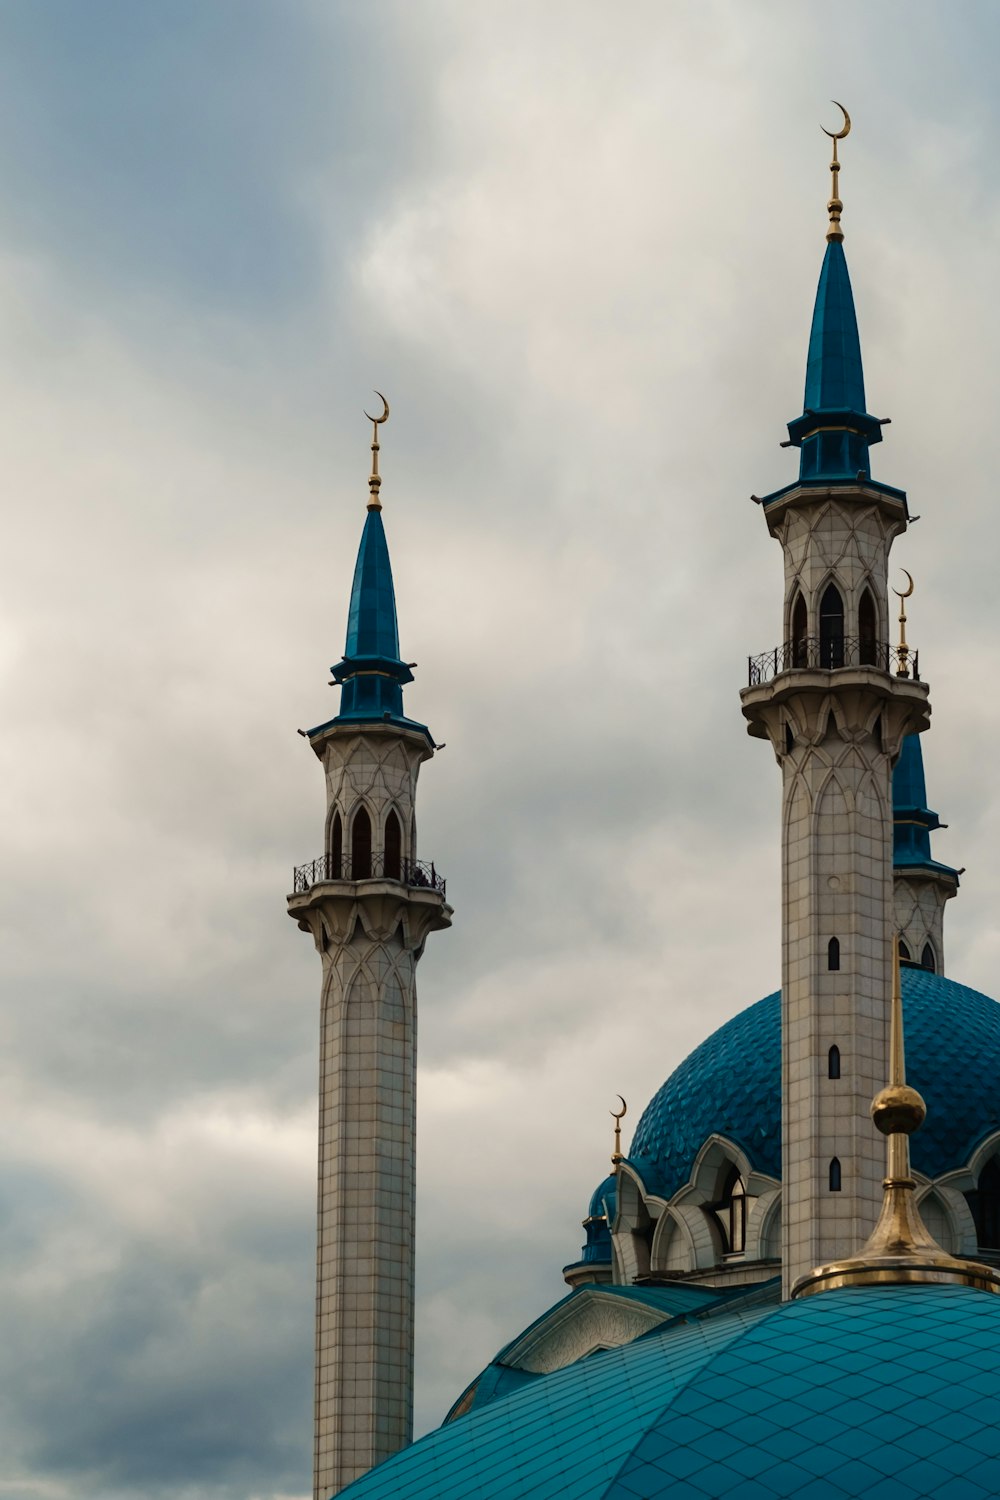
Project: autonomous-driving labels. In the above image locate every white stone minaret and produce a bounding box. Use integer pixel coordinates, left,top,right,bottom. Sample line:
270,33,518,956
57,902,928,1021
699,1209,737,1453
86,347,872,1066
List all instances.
740,129,929,1298
288,400,452,1498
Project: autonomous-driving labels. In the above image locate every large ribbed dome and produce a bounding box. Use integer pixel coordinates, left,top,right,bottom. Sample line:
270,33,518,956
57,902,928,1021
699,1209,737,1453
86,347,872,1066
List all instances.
628,969,1000,1198
341,1283,1000,1499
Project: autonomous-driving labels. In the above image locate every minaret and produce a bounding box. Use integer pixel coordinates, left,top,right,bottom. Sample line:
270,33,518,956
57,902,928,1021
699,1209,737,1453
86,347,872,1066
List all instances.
893,732,959,973
288,397,452,1498
741,112,930,1297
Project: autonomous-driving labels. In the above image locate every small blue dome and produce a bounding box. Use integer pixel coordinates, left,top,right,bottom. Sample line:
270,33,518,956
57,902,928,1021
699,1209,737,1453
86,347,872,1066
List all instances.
340,1283,1000,1498
588,1173,617,1221
629,969,1000,1199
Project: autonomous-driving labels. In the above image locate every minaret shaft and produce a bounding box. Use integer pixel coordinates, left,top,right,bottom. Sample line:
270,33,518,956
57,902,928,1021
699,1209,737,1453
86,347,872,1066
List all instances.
743,489,929,1297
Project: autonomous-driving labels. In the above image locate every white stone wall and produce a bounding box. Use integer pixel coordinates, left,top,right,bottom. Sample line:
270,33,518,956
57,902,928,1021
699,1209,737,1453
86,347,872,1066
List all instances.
289,723,450,1499
775,497,899,643
894,870,955,974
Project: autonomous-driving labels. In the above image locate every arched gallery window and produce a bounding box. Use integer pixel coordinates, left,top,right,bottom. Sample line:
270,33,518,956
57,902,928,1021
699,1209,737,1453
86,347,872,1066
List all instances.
352,806,372,879
384,809,402,880
969,1158,1000,1251
898,938,912,963
819,583,845,668
330,811,343,879
921,942,937,974
791,592,808,668
858,588,878,666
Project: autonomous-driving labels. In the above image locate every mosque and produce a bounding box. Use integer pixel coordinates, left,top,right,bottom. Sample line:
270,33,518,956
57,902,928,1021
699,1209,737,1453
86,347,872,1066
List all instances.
288,112,1000,1500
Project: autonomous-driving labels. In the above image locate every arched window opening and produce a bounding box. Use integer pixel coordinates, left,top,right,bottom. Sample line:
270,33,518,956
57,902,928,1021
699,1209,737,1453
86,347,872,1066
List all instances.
785,723,794,755
921,942,937,974
384,809,402,881
710,1166,749,1257
828,1045,841,1080
859,588,878,666
898,938,912,963
791,592,808,668
351,806,372,879
828,937,841,972
969,1158,1000,1250
819,583,845,668
829,1157,842,1192
330,811,343,879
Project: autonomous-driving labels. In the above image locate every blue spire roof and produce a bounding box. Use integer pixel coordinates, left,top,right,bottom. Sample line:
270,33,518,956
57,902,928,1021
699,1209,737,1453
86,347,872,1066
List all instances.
308,505,432,743
893,733,959,880
781,239,886,487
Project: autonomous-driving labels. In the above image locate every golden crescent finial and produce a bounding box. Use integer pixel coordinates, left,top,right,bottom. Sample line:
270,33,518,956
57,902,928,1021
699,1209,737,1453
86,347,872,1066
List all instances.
893,569,915,601
365,391,389,511
821,101,851,141
364,390,390,425
610,1096,627,1168
610,1096,627,1121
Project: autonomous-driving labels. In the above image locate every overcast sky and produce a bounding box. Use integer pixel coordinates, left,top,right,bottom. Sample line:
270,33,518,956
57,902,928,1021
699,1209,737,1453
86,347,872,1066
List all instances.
4,3,1000,1497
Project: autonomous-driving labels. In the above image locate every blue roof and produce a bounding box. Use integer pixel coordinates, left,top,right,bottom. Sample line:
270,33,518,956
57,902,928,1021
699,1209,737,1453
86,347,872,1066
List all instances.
339,1283,1000,1498
628,969,1000,1199
894,733,959,881
313,506,432,742
804,239,866,413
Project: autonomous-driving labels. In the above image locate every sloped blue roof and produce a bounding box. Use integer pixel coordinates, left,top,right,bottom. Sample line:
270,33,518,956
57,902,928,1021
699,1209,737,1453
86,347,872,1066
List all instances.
804,239,866,413
628,969,1000,1199
339,1284,1000,1499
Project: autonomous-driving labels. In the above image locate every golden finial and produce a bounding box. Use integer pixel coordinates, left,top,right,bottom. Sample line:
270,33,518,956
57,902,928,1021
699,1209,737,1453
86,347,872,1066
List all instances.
793,935,1000,1298
821,102,851,243
610,1096,627,1169
364,391,390,511
894,569,914,678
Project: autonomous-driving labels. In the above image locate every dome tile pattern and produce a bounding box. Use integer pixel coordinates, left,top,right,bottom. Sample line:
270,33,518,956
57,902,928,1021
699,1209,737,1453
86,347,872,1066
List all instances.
628,970,1000,1199
339,1285,1000,1499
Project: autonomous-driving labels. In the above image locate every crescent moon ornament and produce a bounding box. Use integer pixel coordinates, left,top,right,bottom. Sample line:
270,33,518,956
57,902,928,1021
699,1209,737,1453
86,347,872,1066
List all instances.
611,1096,627,1121
364,390,390,425
822,101,851,141
894,569,915,600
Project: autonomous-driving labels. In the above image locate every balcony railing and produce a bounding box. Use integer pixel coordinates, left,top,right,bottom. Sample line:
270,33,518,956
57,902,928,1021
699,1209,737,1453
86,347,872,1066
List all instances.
747,636,919,688
292,850,446,897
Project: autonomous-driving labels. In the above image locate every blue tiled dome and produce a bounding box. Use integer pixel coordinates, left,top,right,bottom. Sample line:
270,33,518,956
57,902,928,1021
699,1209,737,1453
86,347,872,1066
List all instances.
629,969,1000,1199
340,1283,1000,1499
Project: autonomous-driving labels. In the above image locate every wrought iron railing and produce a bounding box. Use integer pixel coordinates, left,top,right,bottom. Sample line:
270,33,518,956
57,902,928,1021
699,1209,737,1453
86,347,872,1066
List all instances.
747,636,919,687
292,850,446,897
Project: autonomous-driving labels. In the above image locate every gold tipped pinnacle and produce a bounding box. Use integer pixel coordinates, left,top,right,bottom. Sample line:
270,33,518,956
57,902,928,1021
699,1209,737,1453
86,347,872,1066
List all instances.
611,1096,627,1169
821,101,851,243
894,569,914,678
364,390,390,511
792,937,1000,1298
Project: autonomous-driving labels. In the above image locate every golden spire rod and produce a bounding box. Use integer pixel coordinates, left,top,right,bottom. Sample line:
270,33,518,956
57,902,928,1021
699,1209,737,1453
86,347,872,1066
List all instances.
822,101,851,243
793,935,1000,1299
611,1096,627,1169
364,390,390,511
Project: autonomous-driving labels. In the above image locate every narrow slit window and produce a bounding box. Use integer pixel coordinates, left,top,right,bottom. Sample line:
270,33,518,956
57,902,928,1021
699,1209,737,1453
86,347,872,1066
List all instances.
828,1045,841,1080
859,588,877,666
827,937,840,972
785,723,794,755
829,1157,842,1192
791,592,808,668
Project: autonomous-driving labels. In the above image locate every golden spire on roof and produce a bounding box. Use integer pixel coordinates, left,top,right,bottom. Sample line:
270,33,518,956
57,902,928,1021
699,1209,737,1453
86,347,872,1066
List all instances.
364,390,390,511
822,102,851,243
894,568,914,678
611,1096,627,1170
793,937,1000,1298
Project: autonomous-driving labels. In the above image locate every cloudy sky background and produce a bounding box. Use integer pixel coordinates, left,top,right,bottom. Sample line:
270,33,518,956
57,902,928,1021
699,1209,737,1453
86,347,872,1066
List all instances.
3,2,1000,1496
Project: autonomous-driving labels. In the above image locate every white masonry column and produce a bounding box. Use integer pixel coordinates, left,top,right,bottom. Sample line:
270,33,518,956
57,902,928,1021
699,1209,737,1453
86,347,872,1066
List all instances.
289,723,451,1498
741,484,928,1297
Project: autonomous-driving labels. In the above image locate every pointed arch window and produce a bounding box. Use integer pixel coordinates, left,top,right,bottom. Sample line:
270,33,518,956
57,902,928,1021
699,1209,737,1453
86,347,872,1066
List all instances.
791,592,808,668
330,811,343,879
729,1173,747,1255
898,938,912,963
827,937,840,972
819,584,845,668
829,1157,842,1192
969,1158,1000,1250
859,588,878,667
384,809,402,881
351,806,372,879
828,1045,841,1080
921,942,937,974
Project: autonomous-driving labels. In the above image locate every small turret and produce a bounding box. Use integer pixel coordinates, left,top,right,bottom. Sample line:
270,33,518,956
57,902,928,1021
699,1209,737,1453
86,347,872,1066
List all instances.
893,732,960,974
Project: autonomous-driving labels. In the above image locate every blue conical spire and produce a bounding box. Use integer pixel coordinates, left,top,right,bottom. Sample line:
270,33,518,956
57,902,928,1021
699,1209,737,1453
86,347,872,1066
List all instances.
785,239,883,483
893,734,958,881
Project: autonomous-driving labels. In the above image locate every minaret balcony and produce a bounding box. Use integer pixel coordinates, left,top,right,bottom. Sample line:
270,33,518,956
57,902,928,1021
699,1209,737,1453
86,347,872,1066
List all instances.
292,850,446,897
747,636,919,688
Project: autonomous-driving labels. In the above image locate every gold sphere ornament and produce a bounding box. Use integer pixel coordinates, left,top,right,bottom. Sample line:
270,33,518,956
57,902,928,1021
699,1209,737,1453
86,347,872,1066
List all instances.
871,1083,926,1136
